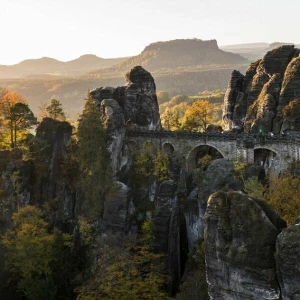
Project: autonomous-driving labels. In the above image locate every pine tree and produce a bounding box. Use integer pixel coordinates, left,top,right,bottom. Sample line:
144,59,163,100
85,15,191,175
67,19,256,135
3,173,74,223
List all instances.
46,99,66,121
10,103,37,148
77,94,112,218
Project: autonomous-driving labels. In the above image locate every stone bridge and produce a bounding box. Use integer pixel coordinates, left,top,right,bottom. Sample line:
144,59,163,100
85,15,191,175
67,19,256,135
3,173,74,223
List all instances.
125,130,300,172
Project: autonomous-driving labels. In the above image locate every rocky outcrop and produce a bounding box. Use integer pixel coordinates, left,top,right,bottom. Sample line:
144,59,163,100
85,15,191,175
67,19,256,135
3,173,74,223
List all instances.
276,221,300,299
123,66,161,130
89,67,161,179
102,181,134,233
223,70,245,129
223,45,300,134
244,73,282,133
153,180,178,252
185,159,243,251
204,191,286,300
153,180,188,296
34,118,72,205
198,158,242,205
184,188,202,252
100,99,125,177
90,66,162,131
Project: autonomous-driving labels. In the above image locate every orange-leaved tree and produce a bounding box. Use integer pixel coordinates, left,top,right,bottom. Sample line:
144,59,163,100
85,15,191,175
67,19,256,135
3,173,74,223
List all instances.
0,89,36,148
182,100,216,132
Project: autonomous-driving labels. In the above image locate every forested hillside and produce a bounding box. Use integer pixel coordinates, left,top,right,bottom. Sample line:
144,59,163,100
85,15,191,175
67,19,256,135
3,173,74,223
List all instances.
0,39,248,119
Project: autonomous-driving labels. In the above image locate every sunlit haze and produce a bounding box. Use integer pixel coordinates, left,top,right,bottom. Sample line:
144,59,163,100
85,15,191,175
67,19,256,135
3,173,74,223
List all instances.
2,0,300,65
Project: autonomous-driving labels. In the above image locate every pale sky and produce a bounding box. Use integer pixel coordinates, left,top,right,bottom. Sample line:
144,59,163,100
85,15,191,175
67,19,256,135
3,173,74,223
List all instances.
1,0,299,65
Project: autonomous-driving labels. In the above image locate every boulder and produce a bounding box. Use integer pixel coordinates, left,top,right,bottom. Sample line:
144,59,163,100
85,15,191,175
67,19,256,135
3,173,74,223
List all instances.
276,223,300,299
204,191,285,300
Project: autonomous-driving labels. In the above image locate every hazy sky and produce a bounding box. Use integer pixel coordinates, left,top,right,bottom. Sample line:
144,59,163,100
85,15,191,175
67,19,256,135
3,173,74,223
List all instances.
1,0,299,64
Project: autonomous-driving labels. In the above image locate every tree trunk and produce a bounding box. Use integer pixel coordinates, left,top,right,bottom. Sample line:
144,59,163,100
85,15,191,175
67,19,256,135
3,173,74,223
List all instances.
14,123,17,148
10,122,14,148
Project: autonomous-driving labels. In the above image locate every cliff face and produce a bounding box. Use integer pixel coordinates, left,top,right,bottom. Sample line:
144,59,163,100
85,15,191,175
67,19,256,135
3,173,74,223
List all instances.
223,45,300,133
204,191,286,300
276,220,300,299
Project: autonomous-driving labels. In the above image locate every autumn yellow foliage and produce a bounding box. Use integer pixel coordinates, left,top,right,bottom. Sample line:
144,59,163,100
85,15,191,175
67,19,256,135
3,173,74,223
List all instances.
266,172,300,226
182,100,216,132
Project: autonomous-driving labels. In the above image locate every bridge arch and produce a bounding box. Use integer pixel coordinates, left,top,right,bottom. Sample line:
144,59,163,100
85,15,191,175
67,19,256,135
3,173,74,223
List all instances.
143,141,156,150
162,142,175,154
254,146,282,173
187,144,224,171
126,140,139,150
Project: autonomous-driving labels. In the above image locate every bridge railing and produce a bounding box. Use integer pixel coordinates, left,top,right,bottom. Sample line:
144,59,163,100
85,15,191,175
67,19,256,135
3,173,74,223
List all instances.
125,129,300,144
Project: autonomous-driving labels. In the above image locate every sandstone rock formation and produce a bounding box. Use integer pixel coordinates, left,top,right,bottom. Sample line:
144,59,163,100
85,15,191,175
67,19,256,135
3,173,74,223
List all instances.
204,191,286,300
185,159,244,251
90,66,162,131
276,222,300,299
90,66,161,178
102,181,134,233
34,118,72,206
184,188,202,252
223,45,300,134
100,99,125,178
153,180,188,296
198,158,242,206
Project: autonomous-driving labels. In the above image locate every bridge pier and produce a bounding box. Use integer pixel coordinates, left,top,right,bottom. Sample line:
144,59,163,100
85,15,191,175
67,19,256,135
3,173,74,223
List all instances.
237,148,254,165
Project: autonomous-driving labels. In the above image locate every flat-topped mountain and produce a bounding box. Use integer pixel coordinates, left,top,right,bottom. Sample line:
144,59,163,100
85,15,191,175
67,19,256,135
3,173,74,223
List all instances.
89,39,248,75
0,38,249,118
0,55,129,78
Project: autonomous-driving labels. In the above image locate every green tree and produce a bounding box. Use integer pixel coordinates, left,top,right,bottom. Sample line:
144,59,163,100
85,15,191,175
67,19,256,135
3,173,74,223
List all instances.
170,107,182,130
77,94,112,218
162,106,184,131
154,151,171,182
9,102,37,148
233,161,246,185
77,223,169,300
1,206,73,300
175,242,208,300
162,108,173,130
197,154,213,171
266,170,300,226
244,176,265,198
45,99,66,121
131,143,156,186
